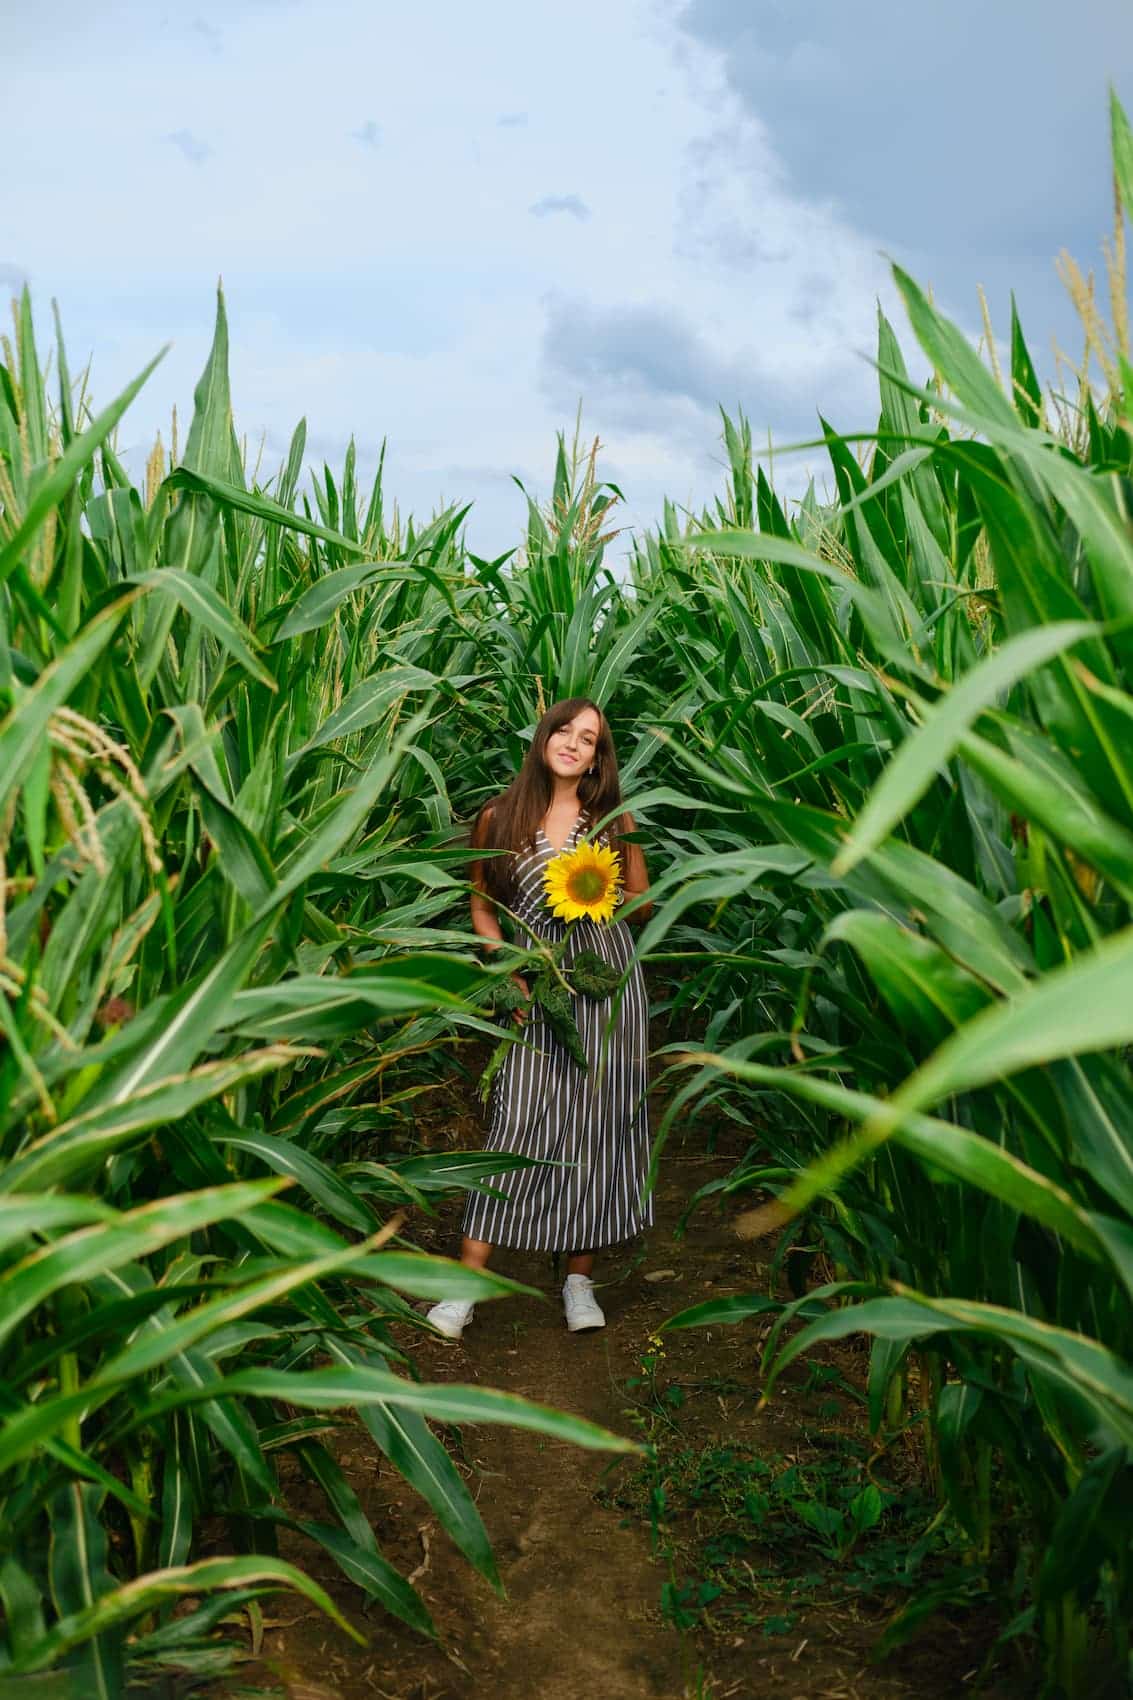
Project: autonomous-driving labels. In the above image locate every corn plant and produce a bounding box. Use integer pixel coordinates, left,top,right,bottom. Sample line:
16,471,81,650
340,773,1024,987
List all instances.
0,289,638,1693
627,89,1133,1700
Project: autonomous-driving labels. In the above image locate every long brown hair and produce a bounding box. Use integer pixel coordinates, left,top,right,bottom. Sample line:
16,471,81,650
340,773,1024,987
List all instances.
471,697,628,905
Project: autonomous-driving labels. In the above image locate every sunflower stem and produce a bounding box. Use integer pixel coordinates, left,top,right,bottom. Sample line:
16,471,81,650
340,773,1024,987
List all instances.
547,924,579,997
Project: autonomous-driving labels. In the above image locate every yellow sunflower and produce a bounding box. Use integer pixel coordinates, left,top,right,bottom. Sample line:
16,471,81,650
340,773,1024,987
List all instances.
543,837,623,923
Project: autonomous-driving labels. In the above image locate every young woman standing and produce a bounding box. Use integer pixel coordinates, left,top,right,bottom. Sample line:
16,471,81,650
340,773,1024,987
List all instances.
426,697,654,1339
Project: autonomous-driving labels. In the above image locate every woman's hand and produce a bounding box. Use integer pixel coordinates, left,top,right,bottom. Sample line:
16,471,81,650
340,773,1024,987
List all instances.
510,972,530,1024
619,812,652,923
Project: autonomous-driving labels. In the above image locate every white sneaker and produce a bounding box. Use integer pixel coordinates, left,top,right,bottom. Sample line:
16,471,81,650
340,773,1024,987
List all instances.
425,1299,475,1340
562,1274,605,1333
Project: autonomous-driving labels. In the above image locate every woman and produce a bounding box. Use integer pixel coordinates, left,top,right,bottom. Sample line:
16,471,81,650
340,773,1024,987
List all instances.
426,697,654,1340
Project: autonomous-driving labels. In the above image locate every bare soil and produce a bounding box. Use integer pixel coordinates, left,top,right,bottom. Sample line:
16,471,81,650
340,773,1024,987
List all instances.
217,1061,1033,1700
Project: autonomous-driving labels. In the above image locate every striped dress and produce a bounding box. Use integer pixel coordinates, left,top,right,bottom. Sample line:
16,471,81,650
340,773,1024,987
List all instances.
462,813,654,1252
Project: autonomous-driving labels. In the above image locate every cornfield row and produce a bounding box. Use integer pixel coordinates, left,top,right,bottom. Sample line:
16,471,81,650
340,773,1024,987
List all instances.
3,87,1133,1700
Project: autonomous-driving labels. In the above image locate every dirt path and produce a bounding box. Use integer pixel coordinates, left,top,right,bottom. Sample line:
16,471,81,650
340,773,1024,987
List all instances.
230,1070,1021,1700
250,1069,703,1700
402,1245,693,1699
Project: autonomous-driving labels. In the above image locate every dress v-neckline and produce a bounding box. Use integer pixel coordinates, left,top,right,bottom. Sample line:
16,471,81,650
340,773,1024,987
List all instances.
538,812,584,855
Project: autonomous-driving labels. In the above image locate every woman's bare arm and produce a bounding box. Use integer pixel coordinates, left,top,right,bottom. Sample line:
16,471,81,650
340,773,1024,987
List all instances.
469,806,505,951
470,806,528,1020
620,812,653,924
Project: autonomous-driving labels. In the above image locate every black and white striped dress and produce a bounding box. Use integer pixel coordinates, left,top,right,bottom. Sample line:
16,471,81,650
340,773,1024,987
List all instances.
462,814,653,1252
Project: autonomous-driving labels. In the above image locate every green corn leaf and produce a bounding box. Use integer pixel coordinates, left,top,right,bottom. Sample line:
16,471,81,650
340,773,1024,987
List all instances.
1037,1446,1128,1607
832,621,1100,874
665,1051,1111,1263
16,288,48,465
267,711,429,909
158,1420,193,1569
5,1049,297,1191
823,910,992,1044
0,598,133,813
124,1585,266,1657
130,569,275,687
9,1555,364,1672
193,778,278,908
165,466,371,556
385,1151,546,1193
295,667,439,754
346,1251,539,1302
163,1346,274,1493
867,1336,909,1435
93,916,278,1104
261,1511,434,1636
661,1293,782,1333
127,1363,642,1455
0,1181,284,1351
89,1225,405,1387
226,971,471,1041
0,1195,116,1252
1111,88,1133,224
883,924,1133,1124
292,1441,376,1551
892,265,1017,430
0,351,166,591
274,562,399,639
1009,294,1044,428
48,1484,122,1700
935,1382,986,1545
325,1343,500,1591
180,283,245,486
0,1555,47,1663
213,1130,379,1234
766,1291,1133,1449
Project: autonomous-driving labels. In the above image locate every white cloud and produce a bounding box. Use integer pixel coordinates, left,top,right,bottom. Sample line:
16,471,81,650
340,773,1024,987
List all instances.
0,263,30,297
9,0,1108,560
530,194,591,221
165,129,213,166
676,0,1133,353
189,16,224,54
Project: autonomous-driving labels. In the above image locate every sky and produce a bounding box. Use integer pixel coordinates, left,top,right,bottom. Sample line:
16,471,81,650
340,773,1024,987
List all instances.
5,0,1132,559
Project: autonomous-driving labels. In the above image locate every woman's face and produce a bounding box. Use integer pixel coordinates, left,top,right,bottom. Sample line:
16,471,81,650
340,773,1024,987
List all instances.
544,707,602,782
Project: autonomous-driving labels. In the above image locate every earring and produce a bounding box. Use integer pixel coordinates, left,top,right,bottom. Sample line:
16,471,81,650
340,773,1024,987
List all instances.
586,765,596,776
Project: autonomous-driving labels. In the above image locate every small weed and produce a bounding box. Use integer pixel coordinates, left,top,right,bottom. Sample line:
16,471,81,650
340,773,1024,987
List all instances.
604,1347,979,1647
799,1356,866,1411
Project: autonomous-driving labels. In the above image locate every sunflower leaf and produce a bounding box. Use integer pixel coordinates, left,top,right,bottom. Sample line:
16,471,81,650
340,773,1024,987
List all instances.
531,969,589,1072
569,949,622,1000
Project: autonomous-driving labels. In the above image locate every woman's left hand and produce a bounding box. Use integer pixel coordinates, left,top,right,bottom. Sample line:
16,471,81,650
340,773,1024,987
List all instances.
510,972,531,1023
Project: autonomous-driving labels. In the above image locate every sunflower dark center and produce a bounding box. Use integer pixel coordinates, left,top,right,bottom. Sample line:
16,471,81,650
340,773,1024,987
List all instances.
566,867,609,903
